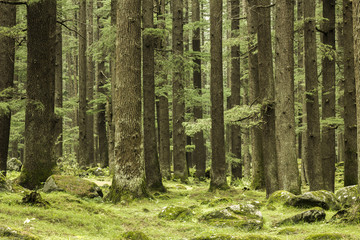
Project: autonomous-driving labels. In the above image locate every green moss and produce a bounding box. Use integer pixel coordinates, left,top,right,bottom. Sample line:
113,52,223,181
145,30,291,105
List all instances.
120,231,151,240
277,227,299,235
106,178,149,203
304,233,349,240
192,234,279,240
208,197,232,207
158,206,193,221
268,190,296,205
0,226,39,240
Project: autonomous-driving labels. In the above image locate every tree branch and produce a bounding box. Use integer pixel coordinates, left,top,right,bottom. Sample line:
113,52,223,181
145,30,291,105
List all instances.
56,20,85,39
0,0,27,5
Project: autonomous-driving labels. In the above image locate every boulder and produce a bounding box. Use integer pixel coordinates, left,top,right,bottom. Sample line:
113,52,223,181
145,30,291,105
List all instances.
43,175,103,198
158,206,193,221
285,191,340,210
199,203,263,230
335,185,358,208
120,231,151,240
7,158,22,171
330,203,360,223
268,191,296,205
275,208,326,226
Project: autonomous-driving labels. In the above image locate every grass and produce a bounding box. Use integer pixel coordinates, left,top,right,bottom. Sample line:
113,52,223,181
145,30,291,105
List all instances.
0,172,359,240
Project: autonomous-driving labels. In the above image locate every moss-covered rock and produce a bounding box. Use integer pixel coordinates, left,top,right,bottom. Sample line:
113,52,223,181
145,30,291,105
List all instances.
7,158,22,172
330,203,360,223
158,205,193,221
199,203,263,230
0,225,39,239
285,191,340,210
276,227,299,235
192,234,279,240
268,190,296,205
208,197,232,207
304,233,350,240
119,231,151,240
335,185,358,208
43,175,103,198
275,207,326,226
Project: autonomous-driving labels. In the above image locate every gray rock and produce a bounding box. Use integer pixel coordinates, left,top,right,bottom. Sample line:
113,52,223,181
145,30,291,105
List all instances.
285,191,340,210
275,208,326,226
335,185,358,208
158,205,193,221
7,158,22,171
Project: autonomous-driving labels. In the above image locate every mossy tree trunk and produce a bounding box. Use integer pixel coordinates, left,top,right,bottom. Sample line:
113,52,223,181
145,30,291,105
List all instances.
0,3,16,176
143,0,165,191
109,0,147,203
192,0,206,180
19,0,57,189
321,0,336,192
258,0,279,197
343,0,358,186
209,0,229,191
304,0,325,191
274,0,301,195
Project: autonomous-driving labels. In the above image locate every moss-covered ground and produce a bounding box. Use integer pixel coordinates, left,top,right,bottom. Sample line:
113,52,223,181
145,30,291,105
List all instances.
0,169,359,240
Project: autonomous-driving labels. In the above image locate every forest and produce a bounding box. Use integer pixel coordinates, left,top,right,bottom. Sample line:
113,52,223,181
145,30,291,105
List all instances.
1,0,360,239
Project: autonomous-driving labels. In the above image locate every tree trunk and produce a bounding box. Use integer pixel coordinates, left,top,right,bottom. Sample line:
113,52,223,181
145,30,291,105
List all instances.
275,0,301,194
258,0,279,197
19,0,57,189
143,0,165,191
230,0,242,183
321,0,336,192
0,3,16,176
78,0,88,168
172,0,188,182
304,0,324,191
96,0,109,168
192,0,206,180
246,0,264,190
343,0,358,186
108,0,147,203
209,0,229,191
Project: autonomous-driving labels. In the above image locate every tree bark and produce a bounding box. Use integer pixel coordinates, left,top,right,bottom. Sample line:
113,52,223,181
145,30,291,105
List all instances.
343,0,358,186
209,0,229,191
258,0,278,197
172,0,188,182
19,0,57,189
321,0,336,192
304,0,324,191
143,0,165,191
108,0,147,203
275,0,301,194
0,3,16,176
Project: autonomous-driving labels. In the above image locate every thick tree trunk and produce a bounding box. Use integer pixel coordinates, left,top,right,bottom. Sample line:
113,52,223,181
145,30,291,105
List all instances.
143,0,165,191
246,0,264,190
258,0,279,197
78,0,88,168
304,0,324,191
230,0,242,183
321,0,336,192
0,3,16,176
275,0,301,194
108,0,147,203
172,0,188,182
192,0,206,180
209,0,229,191
343,0,358,186
19,0,57,189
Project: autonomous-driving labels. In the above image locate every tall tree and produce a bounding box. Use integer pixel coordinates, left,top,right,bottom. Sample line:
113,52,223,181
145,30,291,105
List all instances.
321,0,336,192
209,0,229,191
274,0,301,194
343,0,357,186
246,0,264,190
230,0,242,182
19,0,57,189
172,0,188,181
96,0,109,168
192,0,206,180
156,0,171,180
258,0,278,196
304,0,324,191
0,3,16,176
78,0,88,168
87,0,95,166
143,0,165,191
108,0,147,202
353,0,360,192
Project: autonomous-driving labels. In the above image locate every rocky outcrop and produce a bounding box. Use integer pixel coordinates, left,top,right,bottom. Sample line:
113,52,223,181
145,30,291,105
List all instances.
335,185,358,208
275,208,326,226
43,175,103,198
199,203,263,230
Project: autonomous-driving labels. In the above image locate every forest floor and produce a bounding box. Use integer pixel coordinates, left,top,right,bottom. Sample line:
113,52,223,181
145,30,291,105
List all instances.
0,169,359,240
